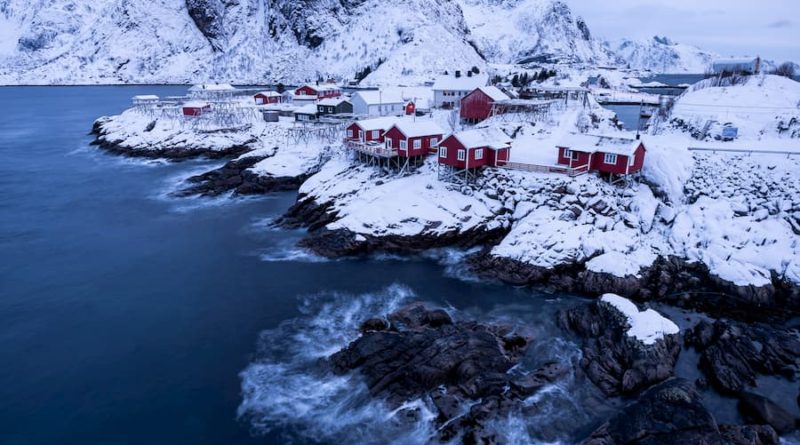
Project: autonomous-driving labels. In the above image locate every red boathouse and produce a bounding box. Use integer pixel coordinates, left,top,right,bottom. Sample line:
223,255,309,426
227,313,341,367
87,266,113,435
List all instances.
556,133,646,178
182,101,211,117
295,83,342,99
254,91,283,105
459,86,510,123
384,121,445,157
437,128,511,182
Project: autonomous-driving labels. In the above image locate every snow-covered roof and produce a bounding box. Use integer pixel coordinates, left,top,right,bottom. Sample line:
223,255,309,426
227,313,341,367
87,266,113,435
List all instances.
557,133,644,156
391,120,445,138
301,83,340,92
318,98,350,106
452,128,511,150
352,116,401,132
132,95,159,101
473,86,510,102
255,91,281,97
182,101,210,108
294,104,319,115
189,83,235,91
432,73,488,91
353,90,405,105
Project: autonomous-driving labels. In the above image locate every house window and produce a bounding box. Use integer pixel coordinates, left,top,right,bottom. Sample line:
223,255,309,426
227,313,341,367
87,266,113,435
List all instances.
386,139,393,149
457,150,466,161
430,137,438,147
400,140,407,150
347,129,353,138
439,146,447,158
413,139,421,149
563,148,571,158
371,130,379,139
629,155,635,167
475,148,484,160
604,153,618,164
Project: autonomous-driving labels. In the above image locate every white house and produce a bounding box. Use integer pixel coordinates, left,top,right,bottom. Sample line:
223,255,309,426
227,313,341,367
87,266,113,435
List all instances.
351,90,406,117
432,73,488,109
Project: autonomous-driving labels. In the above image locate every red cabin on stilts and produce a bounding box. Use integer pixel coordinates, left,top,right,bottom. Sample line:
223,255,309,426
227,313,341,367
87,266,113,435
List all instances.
437,128,511,181
556,133,646,179
384,121,445,157
182,101,211,117
459,86,510,123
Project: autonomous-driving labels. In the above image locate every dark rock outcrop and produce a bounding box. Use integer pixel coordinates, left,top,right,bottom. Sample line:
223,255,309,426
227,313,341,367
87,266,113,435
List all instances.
719,424,779,445
585,379,723,445
685,320,800,395
560,298,680,397
174,154,310,197
329,303,566,444
738,392,798,434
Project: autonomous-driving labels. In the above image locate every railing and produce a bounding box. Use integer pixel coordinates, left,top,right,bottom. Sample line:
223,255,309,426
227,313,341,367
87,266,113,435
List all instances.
688,147,800,156
502,162,589,177
345,140,397,158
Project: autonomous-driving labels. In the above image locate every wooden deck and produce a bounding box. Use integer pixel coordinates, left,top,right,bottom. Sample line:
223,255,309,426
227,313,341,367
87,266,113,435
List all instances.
345,140,397,158
502,161,589,177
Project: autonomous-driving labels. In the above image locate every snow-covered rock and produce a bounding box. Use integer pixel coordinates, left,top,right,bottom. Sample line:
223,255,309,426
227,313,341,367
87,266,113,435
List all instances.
600,294,679,345
610,36,717,74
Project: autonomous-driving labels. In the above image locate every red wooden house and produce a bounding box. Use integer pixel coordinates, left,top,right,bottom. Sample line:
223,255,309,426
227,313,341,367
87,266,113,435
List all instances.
384,121,445,158
460,86,510,123
295,83,342,99
345,117,400,144
182,101,211,117
437,128,511,176
254,91,283,105
556,134,646,176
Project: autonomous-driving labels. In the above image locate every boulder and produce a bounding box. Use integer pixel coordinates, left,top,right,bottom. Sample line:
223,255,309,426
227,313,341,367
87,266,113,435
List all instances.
738,392,798,434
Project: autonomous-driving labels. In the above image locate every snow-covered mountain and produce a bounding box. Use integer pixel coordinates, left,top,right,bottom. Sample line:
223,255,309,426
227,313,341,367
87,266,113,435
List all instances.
0,0,616,85
610,36,717,74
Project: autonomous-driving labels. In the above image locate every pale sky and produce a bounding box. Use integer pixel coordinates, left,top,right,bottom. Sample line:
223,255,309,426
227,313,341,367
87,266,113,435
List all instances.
567,0,800,63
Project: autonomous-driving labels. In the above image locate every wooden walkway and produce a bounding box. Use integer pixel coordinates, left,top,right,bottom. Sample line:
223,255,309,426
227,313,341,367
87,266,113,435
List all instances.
502,161,589,177
345,141,397,158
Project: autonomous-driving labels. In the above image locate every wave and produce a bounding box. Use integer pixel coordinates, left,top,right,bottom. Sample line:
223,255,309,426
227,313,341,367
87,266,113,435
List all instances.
237,286,591,445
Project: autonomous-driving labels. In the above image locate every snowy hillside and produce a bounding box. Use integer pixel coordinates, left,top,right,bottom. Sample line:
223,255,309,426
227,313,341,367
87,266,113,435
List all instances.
457,0,616,65
610,36,717,74
660,75,800,140
0,0,621,85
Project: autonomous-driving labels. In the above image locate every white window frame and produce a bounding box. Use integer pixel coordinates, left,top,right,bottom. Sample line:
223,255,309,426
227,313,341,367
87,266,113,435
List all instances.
386,139,393,149
439,146,447,158
371,130,379,139
604,153,618,165
347,129,353,138
475,148,484,160
628,155,635,167
399,140,407,150
563,148,572,159
413,139,421,149
430,137,438,147
457,149,466,161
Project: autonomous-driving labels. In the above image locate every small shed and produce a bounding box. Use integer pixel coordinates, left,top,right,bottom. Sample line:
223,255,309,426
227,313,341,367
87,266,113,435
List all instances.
317,98,353,115
351,90,406,117
384,121,446,157
437,128,511,170
261,110,280,122
182,101,211,117
556,133,646,176
460,86,510,123
345,117,400,143
254,91,283,105
294,104,319,122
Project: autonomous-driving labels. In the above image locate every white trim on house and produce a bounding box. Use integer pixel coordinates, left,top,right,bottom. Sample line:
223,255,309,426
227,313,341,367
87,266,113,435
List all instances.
430,137,438,147
400,140,407,150
413,139,421,150
439,146,447,158
475,148,484,160
604,153,618,164
457,150,466,161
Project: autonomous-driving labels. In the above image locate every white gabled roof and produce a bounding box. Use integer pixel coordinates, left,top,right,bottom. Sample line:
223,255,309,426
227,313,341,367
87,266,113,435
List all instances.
353,90,405,105
472,86,510,102
452,128,511,150
557,133,644,156
301,83,340,92
294,104,319,115
133,95,159,100
352,116,401,132
183,100,210,108
391,120,445,138
255,91,281,97
432,73,488,91
318,98,350,106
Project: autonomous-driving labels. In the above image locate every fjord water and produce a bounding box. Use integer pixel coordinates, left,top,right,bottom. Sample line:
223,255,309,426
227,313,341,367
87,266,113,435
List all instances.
0,87,593,444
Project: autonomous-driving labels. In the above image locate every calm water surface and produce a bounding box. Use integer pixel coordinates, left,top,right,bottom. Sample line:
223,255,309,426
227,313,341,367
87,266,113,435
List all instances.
0,87,585,444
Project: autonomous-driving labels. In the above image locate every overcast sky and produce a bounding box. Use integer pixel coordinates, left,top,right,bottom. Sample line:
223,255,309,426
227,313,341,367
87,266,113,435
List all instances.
567,0,800,63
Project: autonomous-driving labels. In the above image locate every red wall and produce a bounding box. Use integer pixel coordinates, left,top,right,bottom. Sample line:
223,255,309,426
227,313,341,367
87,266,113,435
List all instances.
557,144,646,174
182,106,209,117
296,85,341,99
346,123,386,143
557,146,592,167
459,89,495,122
295,86,318,97
437,135,491,169
254,94,281,104
385,127,442,157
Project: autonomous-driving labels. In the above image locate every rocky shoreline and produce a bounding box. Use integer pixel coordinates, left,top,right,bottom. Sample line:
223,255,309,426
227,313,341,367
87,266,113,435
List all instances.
91,117,254,160
173,155,311,197
326,299,798,445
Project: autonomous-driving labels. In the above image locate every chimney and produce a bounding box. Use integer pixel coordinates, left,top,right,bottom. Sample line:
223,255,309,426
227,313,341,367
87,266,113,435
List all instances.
455,70,461,78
